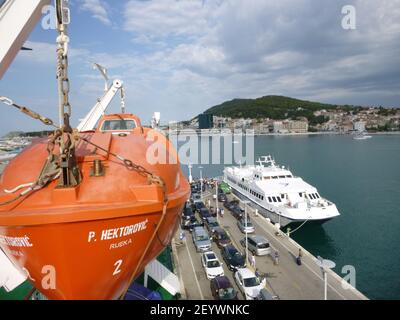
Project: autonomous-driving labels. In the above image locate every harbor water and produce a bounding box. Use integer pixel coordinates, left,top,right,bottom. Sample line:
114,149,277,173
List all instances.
177,134,400,300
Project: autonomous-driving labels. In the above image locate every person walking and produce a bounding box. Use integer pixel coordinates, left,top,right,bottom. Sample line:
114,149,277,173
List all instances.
250,253,256,269
274,250,279,265
179,230,186,245
220,208,224,218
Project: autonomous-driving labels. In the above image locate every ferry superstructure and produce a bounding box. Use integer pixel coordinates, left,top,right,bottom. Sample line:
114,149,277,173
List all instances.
224,156,340,227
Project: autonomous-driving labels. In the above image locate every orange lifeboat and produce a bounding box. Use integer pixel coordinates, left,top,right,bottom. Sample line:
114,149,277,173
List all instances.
0,113,190,299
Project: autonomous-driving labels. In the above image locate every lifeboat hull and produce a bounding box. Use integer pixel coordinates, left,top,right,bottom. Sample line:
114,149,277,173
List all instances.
0,204,182,300
0,116,190,299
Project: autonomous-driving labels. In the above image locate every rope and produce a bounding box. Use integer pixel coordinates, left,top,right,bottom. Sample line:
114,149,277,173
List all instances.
0,168,61,207
4,183,34,194
287,218,309,235
120,200,169,300
0,193,23,206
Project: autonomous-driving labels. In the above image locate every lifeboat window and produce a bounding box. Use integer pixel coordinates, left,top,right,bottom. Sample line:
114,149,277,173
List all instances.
101,119,136,131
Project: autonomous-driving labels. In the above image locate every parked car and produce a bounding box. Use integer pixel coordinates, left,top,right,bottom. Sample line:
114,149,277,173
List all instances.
212,227,232,248
210,276,238,300
219,182,232,194
192,226,212,252
224,200,239,211
182,206,195,221
240,235,271,256
182,216,203,231
218,193,227,203
230,206,244,219
199,207,212,221
201,251,224,280
193,201,206,213
237,218,255,234
190,192,201,204
257,288,279,300
221,244,246,271
234,268,266,300
205,217,220,233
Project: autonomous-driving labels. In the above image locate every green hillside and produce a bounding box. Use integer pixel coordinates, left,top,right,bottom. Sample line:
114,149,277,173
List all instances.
203,95,352,123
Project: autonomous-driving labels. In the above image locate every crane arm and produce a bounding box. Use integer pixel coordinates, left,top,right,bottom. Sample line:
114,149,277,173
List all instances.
0,0,51,79
77,79,124,132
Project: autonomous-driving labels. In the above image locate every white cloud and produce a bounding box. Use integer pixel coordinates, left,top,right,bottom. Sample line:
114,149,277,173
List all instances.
80,0,112,26
123,0,220,39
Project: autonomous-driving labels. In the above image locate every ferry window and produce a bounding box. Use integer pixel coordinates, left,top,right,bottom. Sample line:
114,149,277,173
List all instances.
264,176,270,180
261,196,264,200
299,193,303,197
272,176,278,179
316,193,320,198
277,197,281,202
278,175,285,179
310,194,315,199
281,194,285,199
272,197,277,202
286,175,292,178
101,119,136,131
268,197,272,202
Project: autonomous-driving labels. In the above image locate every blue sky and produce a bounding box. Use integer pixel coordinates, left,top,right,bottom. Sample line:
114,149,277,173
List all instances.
1,0,399,136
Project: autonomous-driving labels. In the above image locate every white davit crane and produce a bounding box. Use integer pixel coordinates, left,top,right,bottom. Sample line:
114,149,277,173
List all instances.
0,0,52,79
0,0,56,293
77,63,125,132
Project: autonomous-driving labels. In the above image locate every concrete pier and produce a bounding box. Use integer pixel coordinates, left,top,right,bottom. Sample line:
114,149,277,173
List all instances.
173,187,368,300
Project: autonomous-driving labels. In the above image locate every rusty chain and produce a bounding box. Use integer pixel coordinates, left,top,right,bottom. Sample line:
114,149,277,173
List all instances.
78,136,167,202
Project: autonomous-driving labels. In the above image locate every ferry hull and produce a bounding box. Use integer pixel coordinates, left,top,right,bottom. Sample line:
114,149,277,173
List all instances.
231,188,332,228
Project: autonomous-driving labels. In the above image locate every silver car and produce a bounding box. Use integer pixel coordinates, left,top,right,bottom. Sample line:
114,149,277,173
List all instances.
240,235,271,256
192,226,212,252
237,218,255,234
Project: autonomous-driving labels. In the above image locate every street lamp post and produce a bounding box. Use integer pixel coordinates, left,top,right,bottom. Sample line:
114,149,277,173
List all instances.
316,256,336,300
199,166,203,200
243,200,250,265
215,180,219,222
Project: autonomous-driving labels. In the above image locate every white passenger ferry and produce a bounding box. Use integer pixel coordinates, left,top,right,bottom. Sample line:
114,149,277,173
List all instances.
224,156,340,227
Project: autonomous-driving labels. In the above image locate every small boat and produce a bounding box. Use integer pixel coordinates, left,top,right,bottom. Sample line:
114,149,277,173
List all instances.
353,131,372,140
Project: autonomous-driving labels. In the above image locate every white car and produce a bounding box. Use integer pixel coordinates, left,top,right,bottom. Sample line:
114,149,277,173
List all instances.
234,268,265,300
201,251,225,280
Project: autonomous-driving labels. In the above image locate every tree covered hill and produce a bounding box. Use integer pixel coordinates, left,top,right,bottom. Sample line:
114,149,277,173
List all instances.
203,95,357,122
